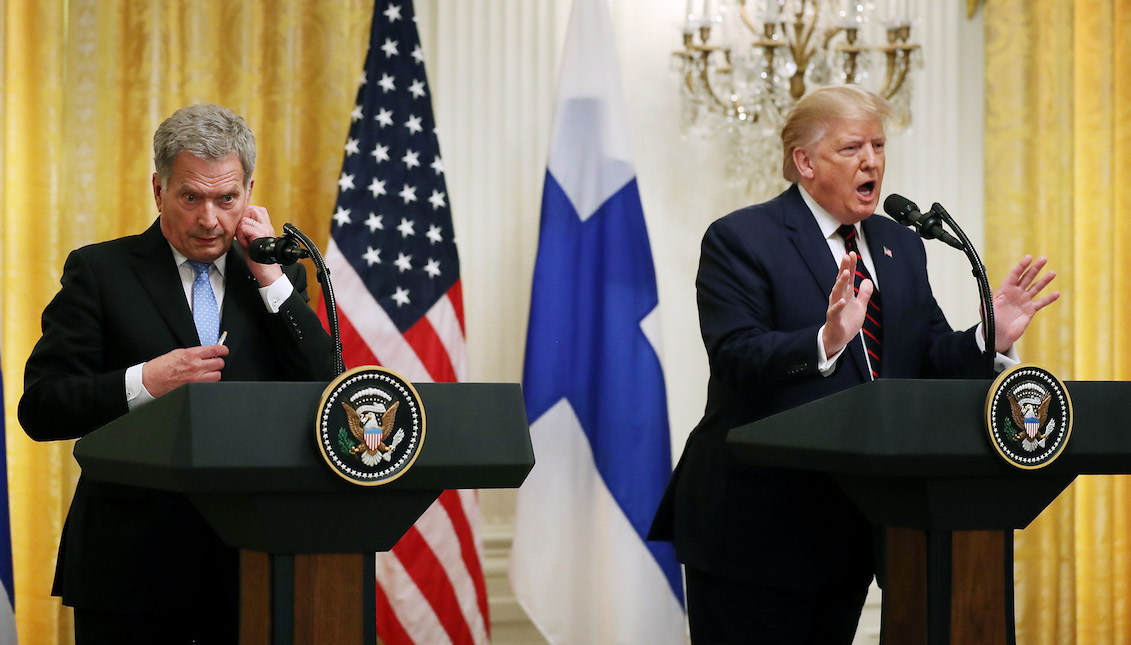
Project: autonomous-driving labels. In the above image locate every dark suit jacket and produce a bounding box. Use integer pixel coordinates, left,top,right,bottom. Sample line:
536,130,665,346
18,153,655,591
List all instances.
18,219,335,613
650,185,985,590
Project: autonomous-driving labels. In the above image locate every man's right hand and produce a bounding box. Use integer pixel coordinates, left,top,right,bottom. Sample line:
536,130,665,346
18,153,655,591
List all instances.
822,251,872,357
142,344,229,398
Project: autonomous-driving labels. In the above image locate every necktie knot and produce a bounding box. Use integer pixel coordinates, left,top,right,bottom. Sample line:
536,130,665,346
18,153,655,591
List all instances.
188,260,212,277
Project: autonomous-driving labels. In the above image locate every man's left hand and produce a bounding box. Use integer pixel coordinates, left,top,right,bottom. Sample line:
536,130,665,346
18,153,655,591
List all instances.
992,254,1060,352
236,204,285,287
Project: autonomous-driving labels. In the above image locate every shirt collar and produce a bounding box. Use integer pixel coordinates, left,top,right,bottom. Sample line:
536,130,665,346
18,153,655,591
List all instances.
798,184,854,242
169,244,228,278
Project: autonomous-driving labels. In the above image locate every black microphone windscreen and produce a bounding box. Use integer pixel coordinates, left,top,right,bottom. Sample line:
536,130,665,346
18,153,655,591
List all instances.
247,237,278,264
883,193,919,225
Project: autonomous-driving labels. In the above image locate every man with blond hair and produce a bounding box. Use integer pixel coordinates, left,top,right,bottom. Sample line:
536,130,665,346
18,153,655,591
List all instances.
651,86,1058,643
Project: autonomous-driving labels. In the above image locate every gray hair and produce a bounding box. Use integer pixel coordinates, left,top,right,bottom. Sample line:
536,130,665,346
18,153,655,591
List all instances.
153,104,256,188
780,85,892,183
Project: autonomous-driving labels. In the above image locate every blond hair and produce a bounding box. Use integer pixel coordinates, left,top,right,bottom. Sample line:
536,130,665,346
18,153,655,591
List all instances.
780,86,892,183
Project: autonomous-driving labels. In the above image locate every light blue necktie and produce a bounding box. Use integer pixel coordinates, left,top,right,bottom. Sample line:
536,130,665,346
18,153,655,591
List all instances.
188,260,219,345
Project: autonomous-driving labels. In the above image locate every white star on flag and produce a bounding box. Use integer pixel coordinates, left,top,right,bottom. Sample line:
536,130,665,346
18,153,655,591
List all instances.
397,217,415,238
402,149,420,169
368,177,387,198
426,224,443,244
399,185,417,204
332,207,352,227
363,246,382,266
394,252,413,273
366,213,384,232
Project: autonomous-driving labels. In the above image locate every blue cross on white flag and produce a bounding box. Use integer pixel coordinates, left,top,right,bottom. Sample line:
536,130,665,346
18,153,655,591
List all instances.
508,0,686,642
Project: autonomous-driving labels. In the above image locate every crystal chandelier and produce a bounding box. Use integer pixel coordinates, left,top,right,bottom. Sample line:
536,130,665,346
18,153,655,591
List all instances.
675,0,922,198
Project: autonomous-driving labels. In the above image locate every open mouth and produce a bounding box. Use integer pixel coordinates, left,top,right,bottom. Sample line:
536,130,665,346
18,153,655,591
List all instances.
857,181,876,197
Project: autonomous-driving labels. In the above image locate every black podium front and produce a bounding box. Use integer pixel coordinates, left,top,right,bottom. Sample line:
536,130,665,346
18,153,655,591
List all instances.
74,381,533,645
727,379,1129,645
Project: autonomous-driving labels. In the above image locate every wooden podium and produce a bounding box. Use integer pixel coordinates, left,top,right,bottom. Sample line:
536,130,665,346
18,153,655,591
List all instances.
727,379,1129,645
74,381,533,645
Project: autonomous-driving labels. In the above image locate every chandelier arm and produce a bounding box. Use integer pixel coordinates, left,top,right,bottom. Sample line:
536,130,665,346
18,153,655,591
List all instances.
821,26,843,51
878,48,899,98
737,0,759,35
695,49,732,111
879,46,916,99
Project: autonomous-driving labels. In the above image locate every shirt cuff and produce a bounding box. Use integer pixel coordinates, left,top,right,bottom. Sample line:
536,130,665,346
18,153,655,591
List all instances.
259,274,295,313
125,363,156,410
816,324,845,376
974,322,1020,372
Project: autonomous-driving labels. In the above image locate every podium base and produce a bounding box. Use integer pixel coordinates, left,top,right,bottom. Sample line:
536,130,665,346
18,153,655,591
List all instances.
882,527,1015,645
240,551,376,645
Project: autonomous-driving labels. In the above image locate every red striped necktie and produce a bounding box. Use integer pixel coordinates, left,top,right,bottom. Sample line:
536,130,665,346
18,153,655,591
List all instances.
837,224,882,379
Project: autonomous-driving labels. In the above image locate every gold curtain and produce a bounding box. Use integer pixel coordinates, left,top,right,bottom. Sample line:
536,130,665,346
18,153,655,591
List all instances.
986,0,1131,642
0,2,372,642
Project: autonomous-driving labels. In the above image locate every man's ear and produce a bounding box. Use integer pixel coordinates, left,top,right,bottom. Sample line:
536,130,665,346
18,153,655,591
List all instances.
793,148,815,181
152,173,163,212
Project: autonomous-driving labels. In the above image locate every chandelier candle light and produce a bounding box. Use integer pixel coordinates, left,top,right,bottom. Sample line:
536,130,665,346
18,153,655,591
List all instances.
675,0,921,196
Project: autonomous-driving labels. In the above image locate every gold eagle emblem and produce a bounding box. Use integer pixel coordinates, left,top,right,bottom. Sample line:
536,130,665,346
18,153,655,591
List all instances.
1008,392,1051,452
343,400,400,454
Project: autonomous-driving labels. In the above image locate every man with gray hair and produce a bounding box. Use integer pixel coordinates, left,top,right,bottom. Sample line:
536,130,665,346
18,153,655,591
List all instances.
651,86,1059,643
19,104,334,643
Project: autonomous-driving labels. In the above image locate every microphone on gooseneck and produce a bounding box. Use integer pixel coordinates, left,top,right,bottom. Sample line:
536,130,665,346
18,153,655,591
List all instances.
247,235,310,265
882,194,963,251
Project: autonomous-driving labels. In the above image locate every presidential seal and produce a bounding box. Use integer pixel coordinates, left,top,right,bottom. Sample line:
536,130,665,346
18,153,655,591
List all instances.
985,364,1072,470
316,366,426,486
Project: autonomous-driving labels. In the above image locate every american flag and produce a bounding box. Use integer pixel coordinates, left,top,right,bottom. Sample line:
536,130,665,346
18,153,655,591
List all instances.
320,1,487,643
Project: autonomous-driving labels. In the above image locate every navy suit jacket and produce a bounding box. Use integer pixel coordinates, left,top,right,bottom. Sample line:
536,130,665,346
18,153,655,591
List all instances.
19,219,335,612
650,185,984,589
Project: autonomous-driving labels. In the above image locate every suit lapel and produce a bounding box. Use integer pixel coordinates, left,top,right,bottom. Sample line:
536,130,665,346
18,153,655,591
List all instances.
219,244,260,363
132,220,200,347
782,187,839,299
859,216,913,380
861,216,906,361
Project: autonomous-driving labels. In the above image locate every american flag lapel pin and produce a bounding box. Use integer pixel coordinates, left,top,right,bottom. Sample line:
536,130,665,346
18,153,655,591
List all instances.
884,246,893,258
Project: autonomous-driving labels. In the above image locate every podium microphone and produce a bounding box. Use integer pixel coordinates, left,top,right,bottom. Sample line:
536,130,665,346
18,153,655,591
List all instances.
883,194,963,251
248,234,310,265
883,192,996,377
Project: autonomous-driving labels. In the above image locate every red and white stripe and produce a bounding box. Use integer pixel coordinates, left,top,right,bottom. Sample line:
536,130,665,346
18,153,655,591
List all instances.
323,240,488,645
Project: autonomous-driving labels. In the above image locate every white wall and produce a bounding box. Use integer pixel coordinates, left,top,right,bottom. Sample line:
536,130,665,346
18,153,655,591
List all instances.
414,1,984,642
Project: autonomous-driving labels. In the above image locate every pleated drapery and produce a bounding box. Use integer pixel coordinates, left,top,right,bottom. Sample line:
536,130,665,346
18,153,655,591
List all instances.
985,1,1131,642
